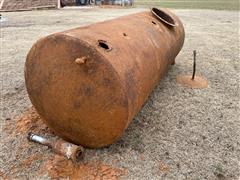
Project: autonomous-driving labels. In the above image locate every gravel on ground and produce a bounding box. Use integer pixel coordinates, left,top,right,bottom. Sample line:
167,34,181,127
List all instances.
0,7,239,179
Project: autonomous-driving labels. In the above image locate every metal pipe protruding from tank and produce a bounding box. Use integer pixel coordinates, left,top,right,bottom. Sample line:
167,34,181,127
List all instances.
28,132,84,162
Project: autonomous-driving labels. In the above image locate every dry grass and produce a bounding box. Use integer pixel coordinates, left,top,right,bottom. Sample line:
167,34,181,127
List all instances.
135,0,240,10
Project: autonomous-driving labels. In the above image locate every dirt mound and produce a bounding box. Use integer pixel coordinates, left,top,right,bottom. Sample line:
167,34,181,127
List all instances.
1,107,127,179
176,75,208,89
41,155,127,179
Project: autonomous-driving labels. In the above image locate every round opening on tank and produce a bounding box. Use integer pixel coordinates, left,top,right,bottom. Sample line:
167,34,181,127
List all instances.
151,7,176,27
75,149,84,161
98,40,112,51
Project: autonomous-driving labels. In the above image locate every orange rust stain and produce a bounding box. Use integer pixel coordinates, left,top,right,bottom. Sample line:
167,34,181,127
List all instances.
4,107,51,135
15,107,50,134
3,107,127,179
176,75,208,89
39,155,127,179
159,163,169,173
19,154,41,168
2,107,53,178
138,154,145,161
0,170,9,180
10,154,42,173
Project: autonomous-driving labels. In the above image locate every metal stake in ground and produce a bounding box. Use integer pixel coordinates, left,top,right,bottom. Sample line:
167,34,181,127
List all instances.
192,50,196,80
176,50,208,89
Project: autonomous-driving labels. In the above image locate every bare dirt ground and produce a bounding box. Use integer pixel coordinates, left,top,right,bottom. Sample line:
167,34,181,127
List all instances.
0,7,239,179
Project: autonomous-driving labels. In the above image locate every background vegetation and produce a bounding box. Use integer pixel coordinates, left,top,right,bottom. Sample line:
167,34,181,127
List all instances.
135,0,240,10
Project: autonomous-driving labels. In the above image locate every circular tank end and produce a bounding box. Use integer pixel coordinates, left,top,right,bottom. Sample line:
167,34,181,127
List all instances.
25,34,129,148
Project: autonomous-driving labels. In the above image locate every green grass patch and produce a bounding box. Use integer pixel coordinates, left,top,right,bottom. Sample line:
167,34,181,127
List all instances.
135,0,240,10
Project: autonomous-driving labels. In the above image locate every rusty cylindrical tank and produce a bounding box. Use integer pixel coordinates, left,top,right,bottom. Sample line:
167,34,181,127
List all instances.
25,8,185,148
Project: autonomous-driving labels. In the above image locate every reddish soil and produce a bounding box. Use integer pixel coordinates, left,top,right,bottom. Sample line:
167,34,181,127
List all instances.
2,107,127,179
40,155,127,179
159,163,169,173
176,75,208,89
0,170,8,180
3,107,50,135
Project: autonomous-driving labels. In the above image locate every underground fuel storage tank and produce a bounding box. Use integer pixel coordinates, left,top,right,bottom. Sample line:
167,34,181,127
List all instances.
25,8,185,148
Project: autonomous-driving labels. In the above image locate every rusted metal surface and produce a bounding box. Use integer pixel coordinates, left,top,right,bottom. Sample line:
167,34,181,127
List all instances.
28,133,84,161
25,8,185,148
152,7,176,27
